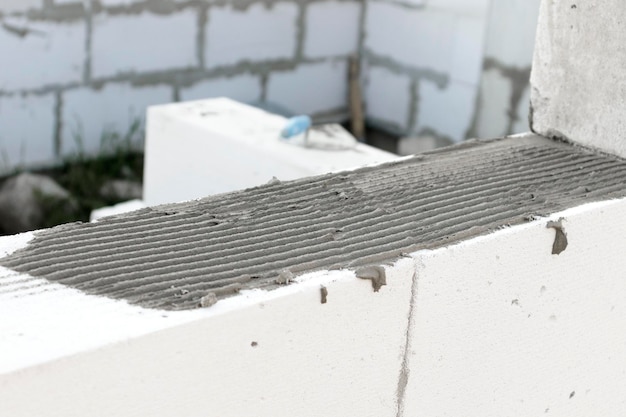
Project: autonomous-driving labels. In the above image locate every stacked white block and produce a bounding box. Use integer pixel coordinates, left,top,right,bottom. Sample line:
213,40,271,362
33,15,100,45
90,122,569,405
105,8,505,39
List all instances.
304,1,361,58
266,61,349,116
0,17,85,91
143,98,398,206
91,10,198,78
363,0,488,142
205,3,298,68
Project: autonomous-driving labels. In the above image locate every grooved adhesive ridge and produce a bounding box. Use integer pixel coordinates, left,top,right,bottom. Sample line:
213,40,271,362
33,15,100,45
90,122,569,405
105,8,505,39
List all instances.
3,135,626,310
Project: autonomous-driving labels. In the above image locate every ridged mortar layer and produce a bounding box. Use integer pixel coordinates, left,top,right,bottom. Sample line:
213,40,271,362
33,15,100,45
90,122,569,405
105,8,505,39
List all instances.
3,135,626,310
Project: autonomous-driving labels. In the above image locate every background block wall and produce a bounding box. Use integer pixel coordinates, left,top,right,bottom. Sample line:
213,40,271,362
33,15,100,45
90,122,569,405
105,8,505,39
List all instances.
0,0,541,172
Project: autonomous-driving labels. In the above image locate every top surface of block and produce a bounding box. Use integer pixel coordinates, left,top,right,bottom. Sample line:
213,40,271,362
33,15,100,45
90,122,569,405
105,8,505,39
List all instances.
3,134,626,310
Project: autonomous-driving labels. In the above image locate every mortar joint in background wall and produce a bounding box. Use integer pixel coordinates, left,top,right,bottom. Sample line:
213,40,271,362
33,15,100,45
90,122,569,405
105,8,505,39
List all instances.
369,0,426,11
259,72,269,101
465,82,483,140
207,0,284,13
483,57,532,135
406,79,418,132
294,1,306,61
97,68,199,89
92,0,195,17
27,2,87,22
199,56,314,79
0,55,325,99
53,91,63,158
208,0,363,11
356,0,367,59
196,3,208,68
172,86,181,102
83,0,93,84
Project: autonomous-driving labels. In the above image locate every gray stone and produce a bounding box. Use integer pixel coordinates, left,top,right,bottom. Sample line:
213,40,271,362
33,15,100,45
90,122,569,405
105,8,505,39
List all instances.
0,173,74,234
99,180,143,200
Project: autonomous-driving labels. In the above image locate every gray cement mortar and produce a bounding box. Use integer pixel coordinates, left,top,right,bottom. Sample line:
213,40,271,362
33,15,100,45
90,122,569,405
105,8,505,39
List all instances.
3,134,626,310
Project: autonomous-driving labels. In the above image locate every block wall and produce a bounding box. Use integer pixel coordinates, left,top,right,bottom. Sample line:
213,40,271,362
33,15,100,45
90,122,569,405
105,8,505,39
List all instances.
0,0,361,172
363,0,541,145
363,0,490,144
469,0,541,139
0,0,542,172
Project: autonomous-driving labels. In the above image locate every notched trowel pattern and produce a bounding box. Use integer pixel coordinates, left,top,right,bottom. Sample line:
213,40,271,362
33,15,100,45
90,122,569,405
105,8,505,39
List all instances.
3,135,626,310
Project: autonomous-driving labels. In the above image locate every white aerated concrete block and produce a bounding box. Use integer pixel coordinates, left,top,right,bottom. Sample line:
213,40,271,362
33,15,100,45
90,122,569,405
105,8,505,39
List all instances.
449,15,486,85
144,98,397,205
381,0,425,6
0,94,55,171
304,1,360,58
96,0,187,3
98,0,157,5
484,0,541,68
0,18,84,91
91,10,197,78
366,3,453,74
474,67,512,138
62,83,172,156
365,66,411,131
266,61,348,115
98,0,129,4
403,200,626,416
206,3,298,68
0,259,415,417
180,75,262,104
0,0,42,13
416,80,476,142
366,3,484,85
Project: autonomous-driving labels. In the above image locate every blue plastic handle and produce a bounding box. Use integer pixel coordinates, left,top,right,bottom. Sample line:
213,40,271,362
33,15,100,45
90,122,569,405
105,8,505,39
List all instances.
281,115,312,139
